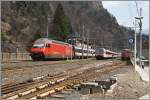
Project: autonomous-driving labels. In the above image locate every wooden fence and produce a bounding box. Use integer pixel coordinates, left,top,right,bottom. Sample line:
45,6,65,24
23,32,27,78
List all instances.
1,52,32,62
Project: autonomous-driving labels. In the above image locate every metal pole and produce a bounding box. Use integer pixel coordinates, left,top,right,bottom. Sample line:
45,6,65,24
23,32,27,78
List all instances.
82,25,84,59
71,39,72,61
135,8,143,67
134,18,137,69
46,22,48,38
139,8,142,67
87,29,89,59
47,19,49,38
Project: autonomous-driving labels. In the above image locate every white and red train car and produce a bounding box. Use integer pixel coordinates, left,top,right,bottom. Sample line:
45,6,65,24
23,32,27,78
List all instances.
95,48,118,60
30,38,95,60
74,46,95,58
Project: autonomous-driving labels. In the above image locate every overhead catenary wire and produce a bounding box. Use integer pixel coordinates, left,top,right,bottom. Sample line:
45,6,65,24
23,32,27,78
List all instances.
127,3,135,27
135,1,140,16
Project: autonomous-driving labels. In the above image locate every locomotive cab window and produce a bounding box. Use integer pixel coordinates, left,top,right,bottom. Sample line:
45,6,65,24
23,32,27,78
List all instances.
33,44,44,48
46,44,51,48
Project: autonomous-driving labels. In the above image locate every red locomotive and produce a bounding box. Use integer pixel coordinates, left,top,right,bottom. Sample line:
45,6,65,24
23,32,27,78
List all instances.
30,38,95,60
121,49,132,60
95,48,118,60
30,38,73,60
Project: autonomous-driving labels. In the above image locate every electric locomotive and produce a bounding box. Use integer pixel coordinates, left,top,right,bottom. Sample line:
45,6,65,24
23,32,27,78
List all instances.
30,38,95,60
30,38,73,60
121,49,132,60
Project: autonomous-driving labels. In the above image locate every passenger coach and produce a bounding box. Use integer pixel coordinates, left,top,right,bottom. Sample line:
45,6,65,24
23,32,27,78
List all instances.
95,48,118,60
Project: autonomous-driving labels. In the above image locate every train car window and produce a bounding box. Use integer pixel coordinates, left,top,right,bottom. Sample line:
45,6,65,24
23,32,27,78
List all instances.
79,49,82,53
80,49,82,53
84,50,87,53
76,49,78,52
75,48,80,53
99,48,104,53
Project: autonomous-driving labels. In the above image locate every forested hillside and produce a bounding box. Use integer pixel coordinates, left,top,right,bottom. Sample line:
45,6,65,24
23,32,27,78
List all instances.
1,1,135,52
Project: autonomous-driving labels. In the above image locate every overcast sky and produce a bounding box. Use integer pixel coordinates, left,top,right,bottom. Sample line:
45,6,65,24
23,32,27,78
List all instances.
102,1,149,30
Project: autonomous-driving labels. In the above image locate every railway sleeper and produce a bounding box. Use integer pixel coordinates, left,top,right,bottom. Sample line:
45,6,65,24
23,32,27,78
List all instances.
11,80,67,99
36,86,66,99
50,81,55,85
4,61,123,99
32,76,44,81
36,90,56,99
36,84,48,90
6,94,18,99
18,88,37,97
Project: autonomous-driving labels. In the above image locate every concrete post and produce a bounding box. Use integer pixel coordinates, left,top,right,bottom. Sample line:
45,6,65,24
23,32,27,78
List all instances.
134,18,137,70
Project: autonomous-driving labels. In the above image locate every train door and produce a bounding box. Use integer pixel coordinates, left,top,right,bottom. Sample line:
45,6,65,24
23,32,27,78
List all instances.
46,42,62,58
44,43,51,58
72,46,75,58
65,45,70,58
62,45,66,58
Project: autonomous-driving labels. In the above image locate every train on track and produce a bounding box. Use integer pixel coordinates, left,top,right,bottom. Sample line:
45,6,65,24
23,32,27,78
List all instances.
95,48,118,60
30,38,95,60
121,49,132,60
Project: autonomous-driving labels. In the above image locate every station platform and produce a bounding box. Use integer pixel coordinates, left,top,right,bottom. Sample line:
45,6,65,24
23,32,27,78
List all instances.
139,94,149,99
131,58,149,100
130,58,149,82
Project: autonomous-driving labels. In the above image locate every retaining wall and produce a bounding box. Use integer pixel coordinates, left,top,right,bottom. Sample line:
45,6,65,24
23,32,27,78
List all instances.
1,52,32,61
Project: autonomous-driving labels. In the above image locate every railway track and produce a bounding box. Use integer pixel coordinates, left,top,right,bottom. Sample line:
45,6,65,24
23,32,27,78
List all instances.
1,60,94,91
2,58,95,72
2,59,112,86
2,68,74,95
2,60,126,99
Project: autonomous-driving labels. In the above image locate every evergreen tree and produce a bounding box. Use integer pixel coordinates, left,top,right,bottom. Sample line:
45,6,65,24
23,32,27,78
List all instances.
51,3,72,41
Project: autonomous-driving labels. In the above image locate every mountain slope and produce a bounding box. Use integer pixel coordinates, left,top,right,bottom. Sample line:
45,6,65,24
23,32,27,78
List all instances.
1,1,134,52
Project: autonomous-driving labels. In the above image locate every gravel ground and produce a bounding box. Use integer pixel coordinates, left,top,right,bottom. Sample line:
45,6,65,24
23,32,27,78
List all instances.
81,65,148,99
46,64,148,100
112,69,148,99
1,58,113,85
2,59,148,99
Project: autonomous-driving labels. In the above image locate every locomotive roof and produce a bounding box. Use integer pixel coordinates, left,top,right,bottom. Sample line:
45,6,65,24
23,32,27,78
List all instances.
35,38,71,45
95,48,105,50
122,49,131,51
34,38,51,44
